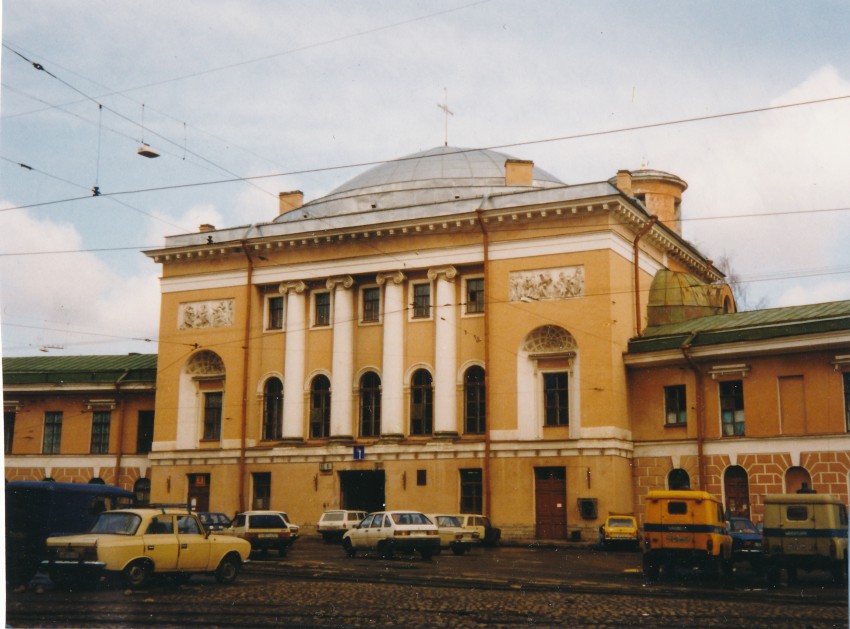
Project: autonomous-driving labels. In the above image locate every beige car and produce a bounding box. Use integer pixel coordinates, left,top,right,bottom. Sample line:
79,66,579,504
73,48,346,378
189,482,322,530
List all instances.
428,514,480,555
42,507,251,588
453,514,501,547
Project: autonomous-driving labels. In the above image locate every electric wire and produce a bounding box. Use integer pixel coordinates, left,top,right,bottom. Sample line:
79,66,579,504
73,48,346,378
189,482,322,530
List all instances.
2,92,849,213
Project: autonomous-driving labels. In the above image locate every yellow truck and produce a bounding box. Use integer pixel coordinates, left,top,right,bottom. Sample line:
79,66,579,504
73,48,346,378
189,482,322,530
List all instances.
763,493,848,586
642,490,733,581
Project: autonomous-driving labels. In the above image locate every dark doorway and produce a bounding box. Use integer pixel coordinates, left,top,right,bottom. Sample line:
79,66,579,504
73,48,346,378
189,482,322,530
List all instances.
534,467,567,539
723,465,750,519
137,411,154,454
339,470,385,513
187,473,210,512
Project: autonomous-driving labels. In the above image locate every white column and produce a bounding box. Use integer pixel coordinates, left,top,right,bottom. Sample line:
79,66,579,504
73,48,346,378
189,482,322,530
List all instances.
428,266,458,438
328,276,355,442
281,281,307,441
377,271,406,440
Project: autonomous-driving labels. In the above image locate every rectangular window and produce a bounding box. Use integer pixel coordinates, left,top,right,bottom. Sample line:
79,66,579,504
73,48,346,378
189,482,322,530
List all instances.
4,410,15,454
664,385,687,426
361,286,380,323
267,295,284,330
416,469,427,486
90,410,112,454
252,472,271,510
844,372,850,432
43,411,63,454
720,380,745,436
203,392,223,440
412,283,431,318
466,278,484,314
314,292,331,326
543,372,569,426
460,469,483,514
137,410,155,454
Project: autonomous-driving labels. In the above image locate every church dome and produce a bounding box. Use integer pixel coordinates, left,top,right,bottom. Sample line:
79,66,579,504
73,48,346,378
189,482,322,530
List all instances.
276,146,564,222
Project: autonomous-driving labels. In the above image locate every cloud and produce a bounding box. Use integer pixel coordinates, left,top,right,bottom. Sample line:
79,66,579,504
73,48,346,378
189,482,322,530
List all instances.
0,208,160,355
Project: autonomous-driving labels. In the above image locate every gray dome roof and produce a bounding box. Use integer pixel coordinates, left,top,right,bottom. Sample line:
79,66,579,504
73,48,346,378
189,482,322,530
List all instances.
276,146,564,223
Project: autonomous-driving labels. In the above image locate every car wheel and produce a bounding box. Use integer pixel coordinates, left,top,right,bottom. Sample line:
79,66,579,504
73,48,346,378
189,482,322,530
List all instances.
123,559,152,589
377,540,393,559
215,554,241,584
766,564,781,587
831,562,846,585
642,557,660,582
343,538,356,558
451,544,466,556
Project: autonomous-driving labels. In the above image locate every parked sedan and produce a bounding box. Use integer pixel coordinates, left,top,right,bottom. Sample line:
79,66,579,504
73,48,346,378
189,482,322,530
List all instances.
42,508,251,588
278,512,300,541
428,514,479,555
197,512,232,532
453,514,501,547
342,510,440,560
317,510,367,543
225,511,293,556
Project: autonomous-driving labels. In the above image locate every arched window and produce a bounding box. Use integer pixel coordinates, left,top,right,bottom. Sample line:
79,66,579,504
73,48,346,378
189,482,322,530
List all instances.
410,369,433,435
310,375,331,439
134,478,151,505
359,372,382,437
464,366,486,434
262,377,284,440
668,468,690,490
785,466,813,494
180,350,226,445
88,477,105,484
724,465,751,518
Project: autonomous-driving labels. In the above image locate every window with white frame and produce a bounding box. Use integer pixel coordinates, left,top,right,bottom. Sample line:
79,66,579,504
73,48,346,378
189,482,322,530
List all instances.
411,282,431,319
542,371,569,426
90,410,111,454
719,380,745,436
664,385,687,426
266,295,284,331
202,391,223,440
313,291,331,327
43,411,62,454
361,286,381,323
465,277,484,315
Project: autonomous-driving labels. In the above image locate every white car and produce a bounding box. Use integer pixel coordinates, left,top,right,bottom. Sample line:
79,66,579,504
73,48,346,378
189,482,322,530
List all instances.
278,512,300,540
342,510,440,560
317,510,367,542
428,514,480,555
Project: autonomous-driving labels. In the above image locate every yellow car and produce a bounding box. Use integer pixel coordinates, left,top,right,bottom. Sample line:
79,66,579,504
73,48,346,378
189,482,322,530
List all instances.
42,507,252,588
428,514,480,555
598,514,639,550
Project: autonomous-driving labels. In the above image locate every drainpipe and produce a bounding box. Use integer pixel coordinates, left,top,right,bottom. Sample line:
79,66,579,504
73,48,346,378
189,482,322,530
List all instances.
680,332,706,490
475,204,492,518
239,241,255,513
633,216,658,337
112,369,131,487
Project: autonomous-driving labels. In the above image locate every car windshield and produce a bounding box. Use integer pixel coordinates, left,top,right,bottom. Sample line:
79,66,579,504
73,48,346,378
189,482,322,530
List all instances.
391,512,430,525
731,519,758,533
323,512,344,522
609,518,634,528
90,512,142,535
249,514,285,529
436,516,461,527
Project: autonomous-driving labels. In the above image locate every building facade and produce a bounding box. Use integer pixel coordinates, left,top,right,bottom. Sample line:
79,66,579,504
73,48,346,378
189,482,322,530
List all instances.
3,354,157,502
141,147,732,538
626,299,850,524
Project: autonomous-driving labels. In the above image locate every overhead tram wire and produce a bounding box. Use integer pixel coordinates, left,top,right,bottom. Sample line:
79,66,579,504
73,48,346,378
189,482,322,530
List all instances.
2,91,849,214
1,43,278,201
0,155,193,233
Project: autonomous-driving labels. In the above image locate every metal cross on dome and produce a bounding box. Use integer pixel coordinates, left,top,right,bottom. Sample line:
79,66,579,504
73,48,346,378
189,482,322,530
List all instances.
436,88,454,147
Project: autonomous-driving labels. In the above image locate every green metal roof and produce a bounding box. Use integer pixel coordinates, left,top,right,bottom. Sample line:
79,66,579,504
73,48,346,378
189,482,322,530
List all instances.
629,300,850,354
2,354,157,385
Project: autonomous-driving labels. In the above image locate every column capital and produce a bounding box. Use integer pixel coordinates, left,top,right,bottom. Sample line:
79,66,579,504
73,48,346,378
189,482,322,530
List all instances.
326,275,355,291
279,280,308,295
376,271,407,286
427,265,458,282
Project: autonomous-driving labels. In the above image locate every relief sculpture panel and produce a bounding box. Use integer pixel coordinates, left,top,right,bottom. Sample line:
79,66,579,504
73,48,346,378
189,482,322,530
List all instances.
178,299,235,330
509,266,584,302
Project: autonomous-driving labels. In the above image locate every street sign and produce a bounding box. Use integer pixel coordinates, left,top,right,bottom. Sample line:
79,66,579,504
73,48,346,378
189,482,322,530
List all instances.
353,446,365,460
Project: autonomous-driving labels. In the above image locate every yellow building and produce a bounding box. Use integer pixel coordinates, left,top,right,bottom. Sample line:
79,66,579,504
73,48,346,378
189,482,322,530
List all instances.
3,354,156,501
143,146,729,539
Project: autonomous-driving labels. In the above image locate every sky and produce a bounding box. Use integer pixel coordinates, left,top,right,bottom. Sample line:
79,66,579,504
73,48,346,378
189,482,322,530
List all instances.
2,0,850,357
